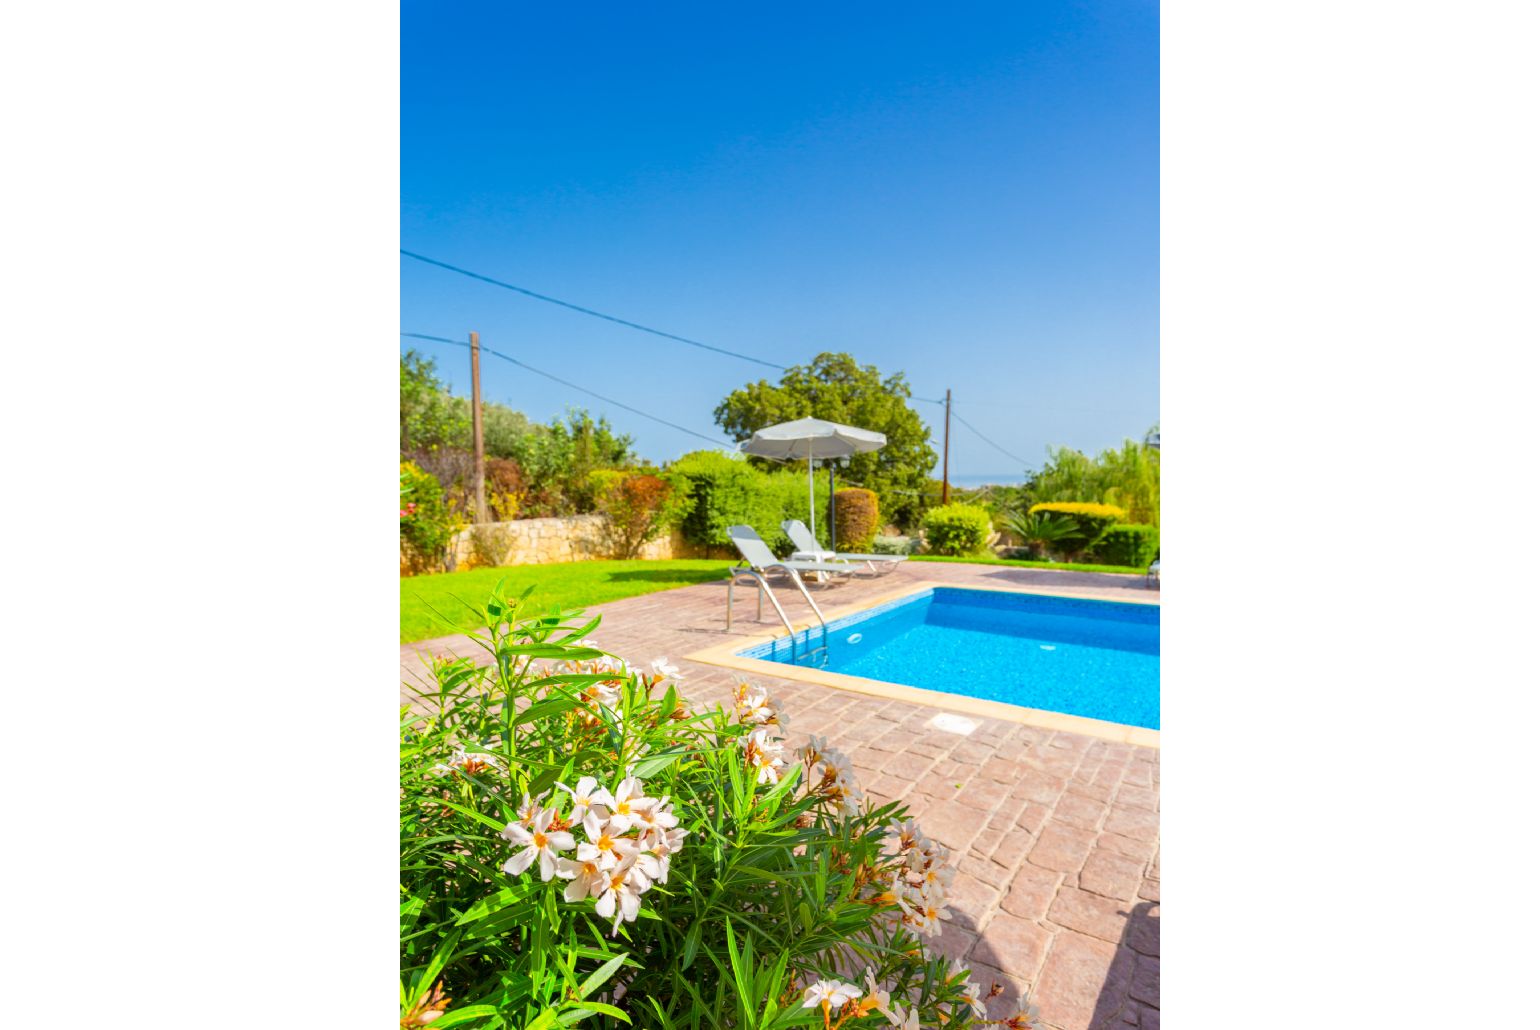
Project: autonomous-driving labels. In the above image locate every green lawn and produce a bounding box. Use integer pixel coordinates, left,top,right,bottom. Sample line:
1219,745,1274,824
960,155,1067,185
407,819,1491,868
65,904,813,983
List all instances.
400,559,733,643
910,554,1149,575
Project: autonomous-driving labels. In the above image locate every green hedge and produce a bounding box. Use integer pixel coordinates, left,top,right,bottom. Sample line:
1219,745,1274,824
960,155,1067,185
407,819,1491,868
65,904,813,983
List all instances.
670,451,829,554
1085,523,1159,568
920,503,993,556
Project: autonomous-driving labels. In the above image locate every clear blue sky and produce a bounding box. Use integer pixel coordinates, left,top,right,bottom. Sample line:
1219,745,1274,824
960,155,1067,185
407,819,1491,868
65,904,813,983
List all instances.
402,1,1158,482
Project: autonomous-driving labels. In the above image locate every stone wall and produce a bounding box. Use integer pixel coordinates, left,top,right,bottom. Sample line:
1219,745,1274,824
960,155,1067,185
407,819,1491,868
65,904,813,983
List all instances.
448,514,704,569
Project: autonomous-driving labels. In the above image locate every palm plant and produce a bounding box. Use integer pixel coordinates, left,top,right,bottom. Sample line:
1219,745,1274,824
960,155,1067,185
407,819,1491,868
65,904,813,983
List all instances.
1003,509,1084,561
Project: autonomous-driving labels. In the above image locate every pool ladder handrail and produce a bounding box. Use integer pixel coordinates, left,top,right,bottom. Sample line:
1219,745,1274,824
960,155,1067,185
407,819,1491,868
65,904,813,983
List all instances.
726,566,829,664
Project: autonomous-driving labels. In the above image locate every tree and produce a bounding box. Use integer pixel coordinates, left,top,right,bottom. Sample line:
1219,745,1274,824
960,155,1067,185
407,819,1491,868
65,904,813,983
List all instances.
1023,436,1160,527
713,352,937,528
400,351,470,453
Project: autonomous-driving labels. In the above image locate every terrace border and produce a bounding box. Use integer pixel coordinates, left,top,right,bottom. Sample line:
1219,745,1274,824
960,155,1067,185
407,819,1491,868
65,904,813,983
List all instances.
686,579,1160,749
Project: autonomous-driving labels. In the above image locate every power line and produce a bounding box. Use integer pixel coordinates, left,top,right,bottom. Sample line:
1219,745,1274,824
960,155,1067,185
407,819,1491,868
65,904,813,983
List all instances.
401,250,786,371
950,409,1032,468
400,332,730,448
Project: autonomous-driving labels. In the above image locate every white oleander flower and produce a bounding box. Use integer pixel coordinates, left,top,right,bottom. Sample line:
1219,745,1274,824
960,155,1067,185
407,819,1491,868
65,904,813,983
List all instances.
555,851,612,903
742,728,787,785
860,968,892,1020
638,824,687,884
1004,1004,1045,1030
884,1003,920,1030
605,775,657,831
649,657,682,679
580,823,639,865
593,854,651,934
634,796,679,835
556,776,613,838
501,807,576,881
948,958,987,1018
430,746,502,777
515,790,550,827
801,980,862,1011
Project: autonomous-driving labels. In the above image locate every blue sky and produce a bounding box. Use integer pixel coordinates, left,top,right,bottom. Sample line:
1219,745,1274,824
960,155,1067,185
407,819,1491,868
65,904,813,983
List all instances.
402,1,1157,482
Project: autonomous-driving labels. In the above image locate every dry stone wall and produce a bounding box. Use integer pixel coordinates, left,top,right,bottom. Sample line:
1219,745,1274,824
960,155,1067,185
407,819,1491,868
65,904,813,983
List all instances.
448,515,701,569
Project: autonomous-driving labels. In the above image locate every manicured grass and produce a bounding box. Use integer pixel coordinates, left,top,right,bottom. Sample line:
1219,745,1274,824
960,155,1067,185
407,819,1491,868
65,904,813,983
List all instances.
910,554,1149,576
401,559,733,643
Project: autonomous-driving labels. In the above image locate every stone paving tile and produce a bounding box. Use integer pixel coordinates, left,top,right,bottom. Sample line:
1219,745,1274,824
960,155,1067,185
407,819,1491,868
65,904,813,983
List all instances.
402,561,1159,1030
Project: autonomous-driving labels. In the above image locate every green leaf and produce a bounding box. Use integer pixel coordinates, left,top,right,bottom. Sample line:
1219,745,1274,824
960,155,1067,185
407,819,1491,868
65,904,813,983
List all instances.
629,747,689,779
428,1004,499,1027
431,798,509,833
575,952,629,1000
454,886,523,926
566,1000,632,1023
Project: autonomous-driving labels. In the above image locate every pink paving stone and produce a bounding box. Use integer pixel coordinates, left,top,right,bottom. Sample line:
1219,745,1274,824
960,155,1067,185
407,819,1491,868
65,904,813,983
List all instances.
968,827,1006,860
881,749,935,779
921,801,987,854
953,784,1000,812
1048,886,1132,944
863,772,914,804
1103,804,1160,842
1026,821,1098,873
1016,769,1070,805
1051,791,1107,831
934,918,981,962
1015,801,1052,836
956,853,1013,886
975,912,1052,982
945,870,1001,923
999,862,1061,921
1138,878,1160,903
1079,847,1146,902
1097,831,1157,865
1115,783,1159,811
979,755,1027,783
1031,931,1125,1030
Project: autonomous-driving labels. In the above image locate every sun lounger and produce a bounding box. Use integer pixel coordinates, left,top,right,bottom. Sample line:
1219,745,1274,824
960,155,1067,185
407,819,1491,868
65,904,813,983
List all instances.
1147,558,1160,587
781,519,907,576
727,524,857,585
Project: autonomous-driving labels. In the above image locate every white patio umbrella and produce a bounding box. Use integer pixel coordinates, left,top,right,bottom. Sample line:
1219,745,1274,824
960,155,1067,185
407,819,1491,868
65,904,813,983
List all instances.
737,416,887,534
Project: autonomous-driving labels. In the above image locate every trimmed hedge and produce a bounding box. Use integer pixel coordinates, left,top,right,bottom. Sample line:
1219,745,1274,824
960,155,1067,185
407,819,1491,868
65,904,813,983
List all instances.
833,487,880,552
670,450,829,554
1085,523,1159,568
920,503,993,556
1026,501,1126,557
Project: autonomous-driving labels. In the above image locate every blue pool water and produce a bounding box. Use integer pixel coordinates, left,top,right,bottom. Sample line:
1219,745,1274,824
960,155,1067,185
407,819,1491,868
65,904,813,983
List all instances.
739,587,1159,729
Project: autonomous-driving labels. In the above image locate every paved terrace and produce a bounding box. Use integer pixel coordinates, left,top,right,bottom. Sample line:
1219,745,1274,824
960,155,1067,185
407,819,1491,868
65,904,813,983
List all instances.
402,562,1160,1030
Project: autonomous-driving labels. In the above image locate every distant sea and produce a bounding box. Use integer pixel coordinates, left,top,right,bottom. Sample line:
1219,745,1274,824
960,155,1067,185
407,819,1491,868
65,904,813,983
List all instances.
946,473,1021,488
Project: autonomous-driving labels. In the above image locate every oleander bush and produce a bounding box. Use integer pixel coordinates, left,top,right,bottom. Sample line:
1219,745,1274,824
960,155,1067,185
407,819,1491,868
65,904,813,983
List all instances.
590,470,692,559
1084,524,1159,569
833,488,880,552
401,461,466,575
919,504,993,556
401,587,1046,1029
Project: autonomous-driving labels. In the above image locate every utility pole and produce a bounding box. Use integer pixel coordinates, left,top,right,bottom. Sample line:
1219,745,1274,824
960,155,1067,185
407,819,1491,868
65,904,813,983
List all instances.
941,388,951,505
470,331,487,523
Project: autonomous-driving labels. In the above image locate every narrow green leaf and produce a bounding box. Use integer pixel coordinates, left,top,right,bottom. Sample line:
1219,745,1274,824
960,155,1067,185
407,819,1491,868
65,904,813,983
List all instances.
575,952,629,1000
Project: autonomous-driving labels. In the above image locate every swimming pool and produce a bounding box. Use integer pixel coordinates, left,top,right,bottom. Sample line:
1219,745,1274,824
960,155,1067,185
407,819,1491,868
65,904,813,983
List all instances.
736,587,1159,730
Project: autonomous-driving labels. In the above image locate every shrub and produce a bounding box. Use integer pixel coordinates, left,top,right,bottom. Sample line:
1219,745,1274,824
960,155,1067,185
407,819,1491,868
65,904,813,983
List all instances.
1025,502,1126,558
1085,523,1160,568
871,534,915,555
670,451,829,553
920,503,993,556
401,590,1030,1029
591,469,690,559
400,461,464,574
466,525,512,569
1002,510,1084,561
832,488,880,552
485,457,527,522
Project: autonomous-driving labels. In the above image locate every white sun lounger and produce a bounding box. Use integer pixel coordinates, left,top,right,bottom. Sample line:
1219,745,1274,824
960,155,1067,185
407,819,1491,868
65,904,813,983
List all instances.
725,525,856,642
1147,558,1160,587
781,519,907,576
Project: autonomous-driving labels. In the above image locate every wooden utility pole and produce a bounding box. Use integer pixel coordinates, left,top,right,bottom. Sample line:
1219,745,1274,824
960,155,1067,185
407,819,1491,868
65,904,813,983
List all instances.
470,331,487,523
941,388,951,504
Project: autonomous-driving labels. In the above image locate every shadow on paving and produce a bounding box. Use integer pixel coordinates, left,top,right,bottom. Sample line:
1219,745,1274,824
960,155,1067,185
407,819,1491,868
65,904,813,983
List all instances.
939,899,1158,1029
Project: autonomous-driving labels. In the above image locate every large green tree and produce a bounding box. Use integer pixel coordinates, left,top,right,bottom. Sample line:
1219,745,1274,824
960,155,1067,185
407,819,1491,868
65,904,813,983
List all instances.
713,352,937,528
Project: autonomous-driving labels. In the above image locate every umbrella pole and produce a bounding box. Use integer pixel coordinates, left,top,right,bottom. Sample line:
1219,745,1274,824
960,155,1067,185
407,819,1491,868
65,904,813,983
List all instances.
807,453,815,541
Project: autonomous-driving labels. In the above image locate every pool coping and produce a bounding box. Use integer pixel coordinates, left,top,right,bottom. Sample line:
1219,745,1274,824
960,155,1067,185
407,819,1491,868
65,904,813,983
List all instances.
685,579,1160,749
